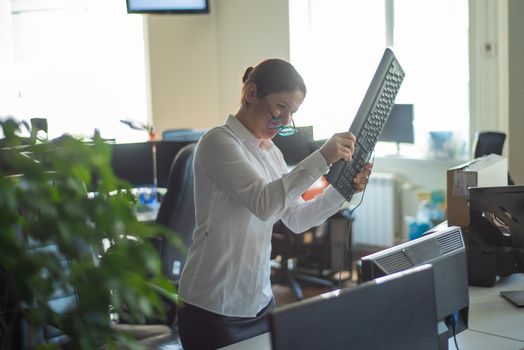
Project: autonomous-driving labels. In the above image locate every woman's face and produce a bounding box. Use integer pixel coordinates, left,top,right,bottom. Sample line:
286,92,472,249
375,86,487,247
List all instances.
251,90,305,140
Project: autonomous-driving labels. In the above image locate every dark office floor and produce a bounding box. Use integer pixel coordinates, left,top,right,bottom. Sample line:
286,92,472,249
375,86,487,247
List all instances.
271,244,383,308
272,275,357,307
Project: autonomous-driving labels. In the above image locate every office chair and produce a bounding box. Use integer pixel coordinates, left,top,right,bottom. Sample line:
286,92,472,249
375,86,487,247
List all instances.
271,221,336,301
472,131,515,185
271,221,304,300
473,131,506,158
156,142,197,283
155,142,197,322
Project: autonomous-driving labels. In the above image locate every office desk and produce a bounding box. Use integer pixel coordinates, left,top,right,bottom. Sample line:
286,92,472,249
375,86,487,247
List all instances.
464,273,524,343
221,273,524,350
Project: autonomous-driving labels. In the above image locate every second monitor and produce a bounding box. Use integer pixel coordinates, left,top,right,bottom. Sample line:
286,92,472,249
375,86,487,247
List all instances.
468,185,524,287
361,225,469,350
269,265,440,350
378,103,414,145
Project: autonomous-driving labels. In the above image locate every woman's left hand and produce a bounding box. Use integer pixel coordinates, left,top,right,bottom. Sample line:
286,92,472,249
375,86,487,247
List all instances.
353,163,373,192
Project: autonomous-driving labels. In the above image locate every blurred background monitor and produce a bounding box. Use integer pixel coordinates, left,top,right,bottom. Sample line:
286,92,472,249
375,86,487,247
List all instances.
379,103,414,144
162,129,207,142
155,141,193,187
126,0,209,14
111,142,153,187
111,141,192,188
272,126,314,166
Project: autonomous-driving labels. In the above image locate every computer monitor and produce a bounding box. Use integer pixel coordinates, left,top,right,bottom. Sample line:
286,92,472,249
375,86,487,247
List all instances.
272,126,314,166
270,265,439,350
361,226,469,350
155,141,193,188
110,141,192,188
162,129,207,142
111,142,154,187
378,103,414,144
126,0,209,14
468,185,524,288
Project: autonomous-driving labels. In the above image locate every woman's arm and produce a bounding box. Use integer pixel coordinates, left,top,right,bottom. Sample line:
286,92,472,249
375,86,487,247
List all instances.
280,186,362,233
280,162,371,233
196,128,328,221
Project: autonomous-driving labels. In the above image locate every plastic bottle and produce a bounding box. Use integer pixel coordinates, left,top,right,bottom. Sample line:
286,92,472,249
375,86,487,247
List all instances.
411,200,432,240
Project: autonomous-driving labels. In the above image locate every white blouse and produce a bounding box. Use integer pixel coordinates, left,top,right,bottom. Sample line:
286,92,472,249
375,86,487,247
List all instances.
178,115,358,317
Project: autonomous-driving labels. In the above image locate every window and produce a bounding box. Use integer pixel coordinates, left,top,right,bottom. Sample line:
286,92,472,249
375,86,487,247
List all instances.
289,0,469,158
0,0,149,142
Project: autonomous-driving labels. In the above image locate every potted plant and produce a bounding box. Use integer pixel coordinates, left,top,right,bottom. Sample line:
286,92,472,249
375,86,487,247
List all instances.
0,118,180,349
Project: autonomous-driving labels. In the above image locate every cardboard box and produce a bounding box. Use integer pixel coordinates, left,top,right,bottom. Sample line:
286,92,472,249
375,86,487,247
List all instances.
447,154,508,228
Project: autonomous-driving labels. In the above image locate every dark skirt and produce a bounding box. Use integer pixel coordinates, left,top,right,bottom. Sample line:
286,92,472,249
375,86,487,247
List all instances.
177,298,276,350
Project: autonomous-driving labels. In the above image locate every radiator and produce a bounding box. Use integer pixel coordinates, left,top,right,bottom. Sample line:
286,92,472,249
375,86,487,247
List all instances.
352,172,401,247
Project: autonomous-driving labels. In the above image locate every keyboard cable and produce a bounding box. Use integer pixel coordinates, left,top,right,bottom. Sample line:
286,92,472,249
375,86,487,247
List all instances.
337,152,375,289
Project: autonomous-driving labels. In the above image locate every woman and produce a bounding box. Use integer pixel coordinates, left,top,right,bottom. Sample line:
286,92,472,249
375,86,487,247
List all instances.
177,58,372,350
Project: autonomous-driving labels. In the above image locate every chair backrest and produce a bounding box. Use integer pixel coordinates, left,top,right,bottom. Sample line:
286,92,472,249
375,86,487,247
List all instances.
473,131,506,158
155,143,197,284
472,131,515,185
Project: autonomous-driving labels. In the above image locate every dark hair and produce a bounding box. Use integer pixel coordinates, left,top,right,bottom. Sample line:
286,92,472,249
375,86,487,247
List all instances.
241,59,306,105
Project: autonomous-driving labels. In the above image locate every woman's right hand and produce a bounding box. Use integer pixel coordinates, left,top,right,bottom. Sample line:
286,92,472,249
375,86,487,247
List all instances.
319,131,357,165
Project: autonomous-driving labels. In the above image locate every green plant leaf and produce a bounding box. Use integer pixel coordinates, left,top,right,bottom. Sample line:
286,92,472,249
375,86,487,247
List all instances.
0,118,181,349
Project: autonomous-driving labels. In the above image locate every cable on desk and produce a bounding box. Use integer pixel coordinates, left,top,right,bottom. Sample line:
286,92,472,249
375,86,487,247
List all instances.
337,153,375,289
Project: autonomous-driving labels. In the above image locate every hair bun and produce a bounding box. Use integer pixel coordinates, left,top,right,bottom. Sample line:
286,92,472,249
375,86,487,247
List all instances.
242,67,254,83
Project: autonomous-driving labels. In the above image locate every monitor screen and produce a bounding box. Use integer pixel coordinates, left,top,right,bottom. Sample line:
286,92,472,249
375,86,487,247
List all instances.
111,141,192,188
270,265,439,350
272,126,314,166
111,142,154,187
378,103,414,144
468,185,524,287
361,225,469,345
162,129,207,142
470,185,524,249
126,0,209,14
155,141,193,188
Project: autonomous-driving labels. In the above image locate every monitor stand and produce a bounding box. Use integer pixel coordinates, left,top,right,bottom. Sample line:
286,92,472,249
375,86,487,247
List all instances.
437,321,450,350
395,142,401,155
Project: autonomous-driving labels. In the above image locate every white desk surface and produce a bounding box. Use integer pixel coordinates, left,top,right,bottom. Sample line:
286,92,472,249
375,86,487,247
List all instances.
467,273,524,342
219,332,270,350
449,330,524,350
221,274,524,350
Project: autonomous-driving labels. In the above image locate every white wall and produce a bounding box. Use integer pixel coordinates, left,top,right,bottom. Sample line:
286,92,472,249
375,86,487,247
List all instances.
508,0,524,184
372,157,464,191
146,0,290,135
146,11,220,133
469,0,524,183
0,0,14,105
0,0,13,63
145,0,523,186
469,0,509,148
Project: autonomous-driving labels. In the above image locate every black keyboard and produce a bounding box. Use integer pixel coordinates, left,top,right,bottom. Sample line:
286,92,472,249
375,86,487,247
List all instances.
326,48,405,201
